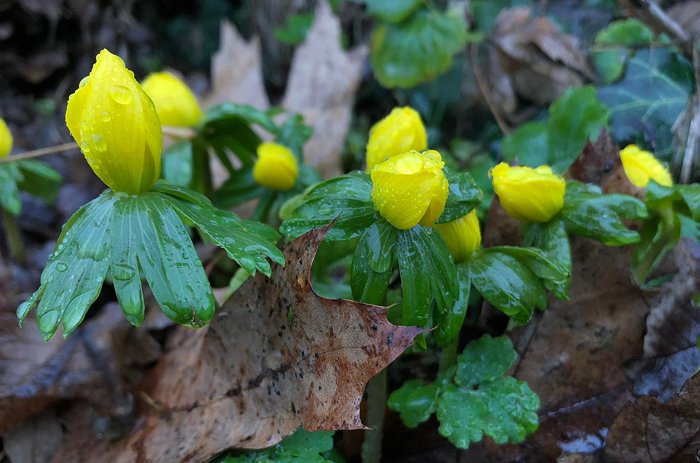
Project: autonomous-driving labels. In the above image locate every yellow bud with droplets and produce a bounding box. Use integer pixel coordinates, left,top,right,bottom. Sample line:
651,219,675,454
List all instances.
142,72,202,127
371,150,448,230
0,117,12,158
435,210,481,263
66,49,162,195
366,107,427,171
253,142,299,191
620,144,673,188
490,163,565,223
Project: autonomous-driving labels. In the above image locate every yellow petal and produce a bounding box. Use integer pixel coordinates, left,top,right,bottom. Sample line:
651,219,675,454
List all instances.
0,117,12,158
66,49,162,194
371,150,448,229
435,210,481,263
620,144,673,188
366,107,428,171
253,142,299,191
490,163,565,223
142,72,202,127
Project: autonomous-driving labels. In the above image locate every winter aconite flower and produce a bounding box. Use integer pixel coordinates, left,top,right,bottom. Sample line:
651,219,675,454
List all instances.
620,144,673,188
436,210,481,263
371,150,448,229
490,163,565,223
253,142,299,191
66,49,162,195
0,117,12,158
366,107,427,171
142,72,202,127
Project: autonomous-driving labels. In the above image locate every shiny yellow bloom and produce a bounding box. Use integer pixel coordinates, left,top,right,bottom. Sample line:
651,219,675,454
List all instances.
66,49,162,195
620,144,673,188
253,142,299,191
366,107,427,171
436,210,481,263
371,150,448,229
142,72,202,127
490,163,565,223
0,117,12,158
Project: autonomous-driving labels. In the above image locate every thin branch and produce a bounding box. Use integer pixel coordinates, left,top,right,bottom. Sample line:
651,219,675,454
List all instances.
470,43,512,136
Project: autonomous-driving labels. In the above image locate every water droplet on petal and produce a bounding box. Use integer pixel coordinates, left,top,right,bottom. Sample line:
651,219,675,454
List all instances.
109,85,133,105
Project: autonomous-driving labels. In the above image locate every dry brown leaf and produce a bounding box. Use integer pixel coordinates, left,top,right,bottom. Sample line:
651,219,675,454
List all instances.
49,222,422,463
491,7,593,108
281,0,368,178
3,408,64,463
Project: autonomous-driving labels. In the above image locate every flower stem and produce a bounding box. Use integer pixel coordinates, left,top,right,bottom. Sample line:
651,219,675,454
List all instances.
632,205,676,286
438,340,459,374
1,207,26,264
361,368,387,463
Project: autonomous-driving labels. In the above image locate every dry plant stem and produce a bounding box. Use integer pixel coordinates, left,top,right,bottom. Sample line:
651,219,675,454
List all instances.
470,43,512,136
627,0,693,57
361,368,387,463
1,207,26,264
680,41,700,184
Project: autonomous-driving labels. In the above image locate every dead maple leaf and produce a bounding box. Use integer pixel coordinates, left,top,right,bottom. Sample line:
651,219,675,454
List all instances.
49,222,422,463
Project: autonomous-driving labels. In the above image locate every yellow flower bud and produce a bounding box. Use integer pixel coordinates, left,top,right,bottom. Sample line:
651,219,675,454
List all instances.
620,144,672,188
366,107,427,171
371,150,448,229
253,142,299,191
490,163,565,223
66,49,162,195
0,117,12,158
436,210,481,263
142,72,202,127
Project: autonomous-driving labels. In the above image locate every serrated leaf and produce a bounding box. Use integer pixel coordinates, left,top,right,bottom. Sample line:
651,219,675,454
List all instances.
437,171,483,224
353,0,423,23
454,335,517,388
522,218,572,299
597,48,694,159
591,19,655,83
370,8,468,89
0,163,22,215
387,379,441,428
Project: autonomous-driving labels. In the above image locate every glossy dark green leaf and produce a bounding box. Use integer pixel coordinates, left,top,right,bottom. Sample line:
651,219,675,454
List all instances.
352,0,423,22
387,379,441,428
631,211,681,285
223,428,334,463
161,140,194,187
467,250,546,324
16,160,62,204
351,223,392,305
397,228,431,328
0,163,22,215
501,121,547,166
597,48,694,159
152,180,212,208
363,218,397,273
203,111,262,168
370,8,468,89
212,167,267,209
487,245,569,300
522,218,571,299
434,264,470,347
280,171,377,241
437,171,483,224
591,19,655,83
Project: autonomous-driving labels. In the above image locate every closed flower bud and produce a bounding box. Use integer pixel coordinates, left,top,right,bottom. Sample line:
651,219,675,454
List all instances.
436,210,481,263
142,72,202,127
620,144,672,188
0,117,12,158
253,142,299,191
366,107,427,171
490,163,565,223
371,150,448,229
66,49,162,195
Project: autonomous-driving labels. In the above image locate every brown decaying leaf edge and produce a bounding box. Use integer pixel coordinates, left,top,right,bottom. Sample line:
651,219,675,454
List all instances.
48,221,423,463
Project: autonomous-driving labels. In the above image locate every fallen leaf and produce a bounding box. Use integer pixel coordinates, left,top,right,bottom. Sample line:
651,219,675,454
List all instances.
281,0,368,178
49,222,422,462
491,7,593,107
3,408,64,463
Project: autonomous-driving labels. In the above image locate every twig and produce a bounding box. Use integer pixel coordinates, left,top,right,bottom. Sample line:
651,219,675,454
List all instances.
470,43,512,136
628,0,693,57
680,41,700,184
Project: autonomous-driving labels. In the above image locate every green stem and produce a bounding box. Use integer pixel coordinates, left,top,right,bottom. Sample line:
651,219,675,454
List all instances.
361,368,387,463
438,340,459,374
1,207,26,264
633,205,676,286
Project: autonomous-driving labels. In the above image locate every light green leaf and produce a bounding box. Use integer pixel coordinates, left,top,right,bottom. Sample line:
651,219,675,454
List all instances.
223,429,334,463
16,160,62,205
522,218,571,299
501,121,547,166
591,19,655,83
387,379,441,428
352,0,423,23
161,140,194,188
454,335,517,388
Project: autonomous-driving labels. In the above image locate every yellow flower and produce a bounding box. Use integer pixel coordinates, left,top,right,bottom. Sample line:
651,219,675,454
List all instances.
142,72,202,127
620,144,673,188
66,49,162,195
253,142,299,191
490,163,565,223
371,150,448,229
436,210,481,263
366,107,427,171
0,117,12,158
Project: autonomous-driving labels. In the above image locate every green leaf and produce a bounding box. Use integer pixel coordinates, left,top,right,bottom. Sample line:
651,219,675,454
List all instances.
280,172,377,241
0,163,22,215
436,171,483,224
467,249,546,324
434,264,470,347
597,48,694,159
501,122,547,166
454,335,517,388
351,220,394,304
212,167,267,209
352,0,423,23
632,211,681,285
591,19,655,83
370,8,468,89
275,114,313,162
522,218,571,299
205,104,278,134
223,428,335,463
397,228,432,328
546,86,609,173
161,140,194,188
561,182,647,245
487,245,569,300
675,184,700,220
387,379,441,428
274,14,314,45
16,160,62,204
470,0,531,34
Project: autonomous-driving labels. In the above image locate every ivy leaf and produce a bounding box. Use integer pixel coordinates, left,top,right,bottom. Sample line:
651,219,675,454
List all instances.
597,48,694,159
0,163,22,215
591,18,655,83
522,218,572,299
436,171,483,224
352,0,423,23
280,172,377,241
16,160,62,205
370,8,468,89
387,379,441,428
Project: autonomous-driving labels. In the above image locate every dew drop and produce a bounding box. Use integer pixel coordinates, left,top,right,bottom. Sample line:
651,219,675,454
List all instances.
56,263,68,272
92,134,107,152
109,85,133,105
100,111,111,122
